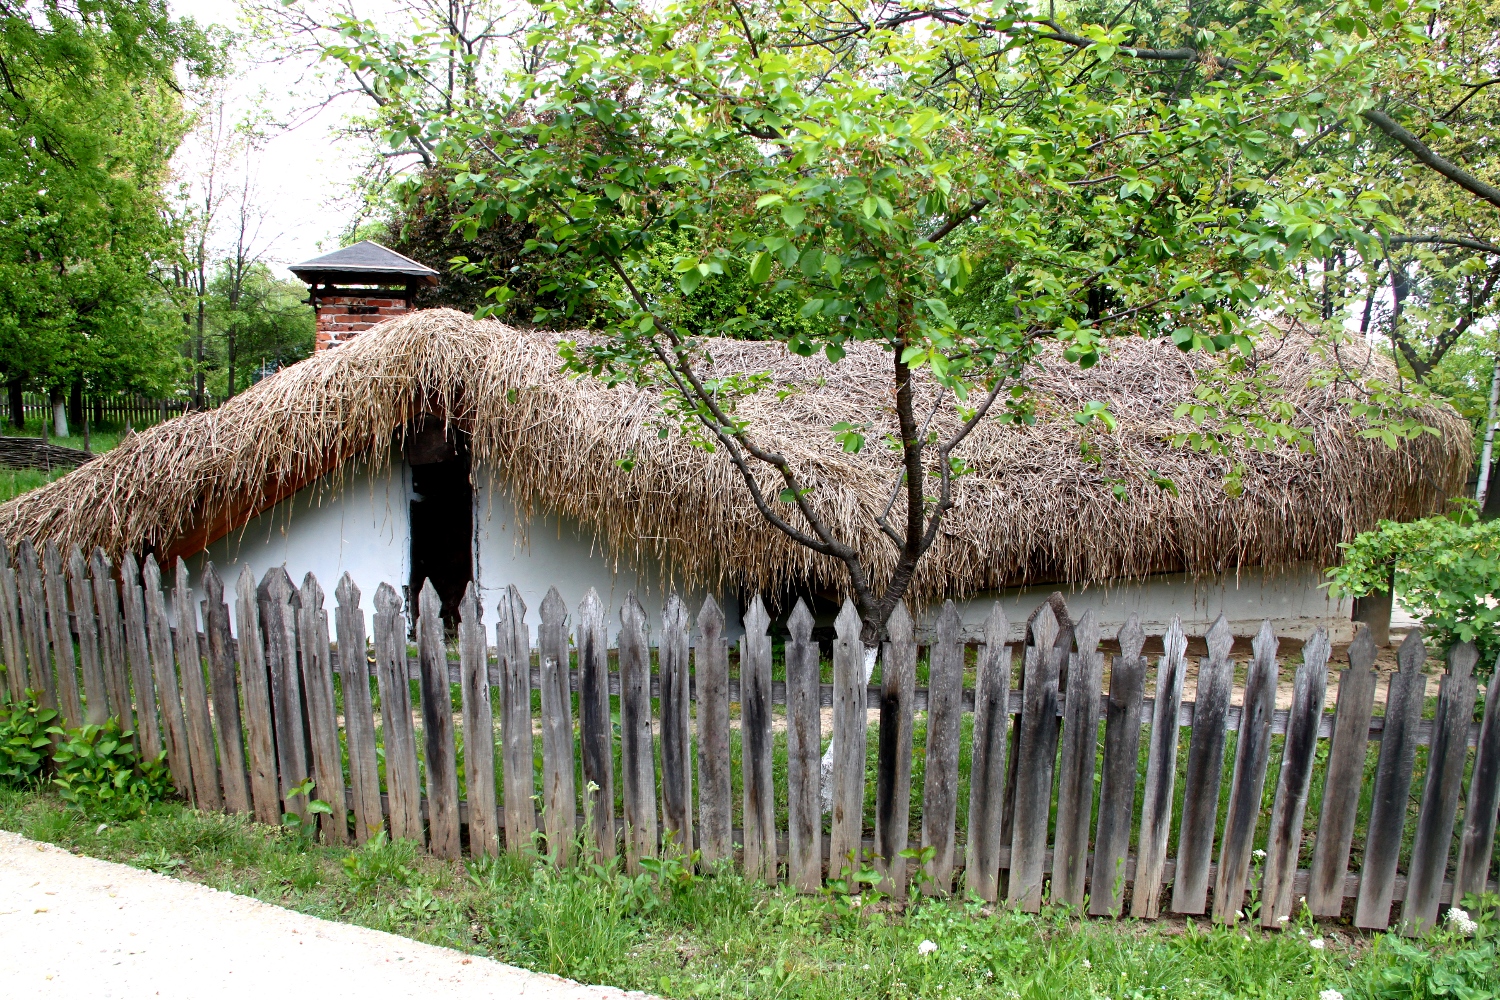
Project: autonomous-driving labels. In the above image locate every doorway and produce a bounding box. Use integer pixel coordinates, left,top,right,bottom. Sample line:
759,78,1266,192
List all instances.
407,417,473,629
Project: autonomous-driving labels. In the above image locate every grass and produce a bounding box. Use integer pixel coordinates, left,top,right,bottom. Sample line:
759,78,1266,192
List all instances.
2,784,1495,1000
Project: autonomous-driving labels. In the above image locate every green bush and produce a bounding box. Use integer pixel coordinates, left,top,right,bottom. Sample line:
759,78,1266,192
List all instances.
1328,502,1500,675
0,692,59,787
50,717,172,821
1356,895,1499,1000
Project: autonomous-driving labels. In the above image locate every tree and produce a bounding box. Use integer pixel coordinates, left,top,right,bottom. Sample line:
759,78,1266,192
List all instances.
334,0,1453,639
202,262,315,396
0,1,216,427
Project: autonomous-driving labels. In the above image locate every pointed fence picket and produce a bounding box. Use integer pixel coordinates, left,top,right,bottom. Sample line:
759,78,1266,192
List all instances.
0,552,1495,933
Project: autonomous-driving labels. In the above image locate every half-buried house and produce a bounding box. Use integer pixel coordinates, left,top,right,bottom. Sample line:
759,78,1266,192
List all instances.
0,308,1471,643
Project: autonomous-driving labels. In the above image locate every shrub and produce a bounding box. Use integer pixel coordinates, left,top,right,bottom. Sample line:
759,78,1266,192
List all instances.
1328,501,1500,675
51,717,172,820
0,692,59,787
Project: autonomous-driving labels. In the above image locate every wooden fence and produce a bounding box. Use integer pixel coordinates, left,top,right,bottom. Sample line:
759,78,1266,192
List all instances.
0,538,1496,936
15,392,224,430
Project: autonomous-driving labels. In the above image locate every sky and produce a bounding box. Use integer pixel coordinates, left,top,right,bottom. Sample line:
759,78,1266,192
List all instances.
168,0,373,279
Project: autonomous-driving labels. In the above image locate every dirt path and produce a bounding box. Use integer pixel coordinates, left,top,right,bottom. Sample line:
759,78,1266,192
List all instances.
0,830,652,1000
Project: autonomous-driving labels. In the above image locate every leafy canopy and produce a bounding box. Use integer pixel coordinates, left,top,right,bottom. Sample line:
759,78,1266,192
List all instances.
330,0,1449,629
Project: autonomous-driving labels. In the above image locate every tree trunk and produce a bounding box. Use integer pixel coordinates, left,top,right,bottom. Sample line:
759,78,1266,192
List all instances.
50,388,68,438
7,379,24,429
227,329,237,399
1477,349,1500,508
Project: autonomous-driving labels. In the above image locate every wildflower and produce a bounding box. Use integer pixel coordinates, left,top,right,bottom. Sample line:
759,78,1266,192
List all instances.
1278,915,1289,924
1309,938,1326,950
1320,991,1344,1000
985,970,994,979
1447,908,1478,936
918,940,938,956
862,965,870,971
1253,849,1267,860
1083,960,1092,970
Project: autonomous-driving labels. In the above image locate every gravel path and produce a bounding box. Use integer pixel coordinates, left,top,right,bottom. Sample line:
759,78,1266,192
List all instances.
0,830,651,999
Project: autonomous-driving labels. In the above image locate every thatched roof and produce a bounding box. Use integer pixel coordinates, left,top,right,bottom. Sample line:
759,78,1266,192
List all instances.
0,309,1470,603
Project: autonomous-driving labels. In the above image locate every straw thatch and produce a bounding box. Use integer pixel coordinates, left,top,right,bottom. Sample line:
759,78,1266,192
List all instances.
0,308,1471,603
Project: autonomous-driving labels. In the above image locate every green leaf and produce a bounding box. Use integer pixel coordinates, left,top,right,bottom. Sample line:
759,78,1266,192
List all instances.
780,203,806,227
748,252,772,284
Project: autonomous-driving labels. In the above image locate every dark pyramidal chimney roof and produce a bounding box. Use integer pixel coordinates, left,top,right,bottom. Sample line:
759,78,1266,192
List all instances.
289,240,439,286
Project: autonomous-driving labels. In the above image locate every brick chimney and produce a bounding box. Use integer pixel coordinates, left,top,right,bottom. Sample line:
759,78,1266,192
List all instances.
289,241,440,351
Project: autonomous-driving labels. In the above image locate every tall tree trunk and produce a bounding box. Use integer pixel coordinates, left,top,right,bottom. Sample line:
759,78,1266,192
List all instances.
227,328,237,399
49,387,68,438
1481,347,1500,511
68,378,83,431
194,293,207,411
7,379,24,429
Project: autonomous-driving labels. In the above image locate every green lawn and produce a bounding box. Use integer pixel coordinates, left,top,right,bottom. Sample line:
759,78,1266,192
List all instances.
1,786,1493,1000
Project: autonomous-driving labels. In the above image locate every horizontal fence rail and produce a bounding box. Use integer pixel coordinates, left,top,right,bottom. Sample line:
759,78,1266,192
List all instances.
0,538,1496,935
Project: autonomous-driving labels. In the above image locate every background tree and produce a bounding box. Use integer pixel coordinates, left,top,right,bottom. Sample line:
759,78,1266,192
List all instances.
332,0,1449,639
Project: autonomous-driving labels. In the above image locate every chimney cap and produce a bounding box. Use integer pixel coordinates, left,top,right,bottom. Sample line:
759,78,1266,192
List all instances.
290,240,440,286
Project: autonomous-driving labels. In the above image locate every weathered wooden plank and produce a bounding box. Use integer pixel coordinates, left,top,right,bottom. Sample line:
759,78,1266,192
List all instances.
874,601,916,898
174,559,221,810
785,598,822,893
258,568,307,821
696,596,732,867
829,599,867,877
1401,641,1479,935
1131,617,1187,919
1171,615,1234,915
202,564,250,815
1355,630,1429,930
741,594,775,882
417,580,460,859
144,556,192,797
618,592,657,874
659,593,694,856
119,554,159,760
1455,644,1500,903
373,582,423,845
1213,620,1278,924
921,601,965,896
90,549,132,734
66,547,108,725
965,603,1011,903
1008,602,1063,911
298,573,346,844
235,565,280,825
43,542,83,727
577,588,615,861
0,538,27,703
496,584,536,853
1090,615,1146,917
538,586,576,864
1261,628,1331,928
999,595,1073,856
459,584,499,858
1307,625,1378,917
1052,609,1104,908
334,574,383,844
15,540,54,710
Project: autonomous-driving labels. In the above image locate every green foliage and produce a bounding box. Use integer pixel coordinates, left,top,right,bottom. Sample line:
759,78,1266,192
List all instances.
0,692,59,787
342,829,417,896
1357,895,1500,1000
50,717,172,821
1328,502,1500,672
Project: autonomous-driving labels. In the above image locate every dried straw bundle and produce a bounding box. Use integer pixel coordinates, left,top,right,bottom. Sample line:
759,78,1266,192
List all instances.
0,308,1469,603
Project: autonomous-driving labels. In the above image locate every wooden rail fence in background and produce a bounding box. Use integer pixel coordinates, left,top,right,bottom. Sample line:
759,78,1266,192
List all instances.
0,537,1496,936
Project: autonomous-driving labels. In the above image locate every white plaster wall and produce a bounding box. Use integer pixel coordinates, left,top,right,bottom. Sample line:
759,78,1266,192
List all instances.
916,564,1354,643
182,455,412,632
472,469,742,648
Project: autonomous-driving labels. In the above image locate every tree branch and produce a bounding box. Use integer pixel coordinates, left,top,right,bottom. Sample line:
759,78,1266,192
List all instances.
1363,108,1500,211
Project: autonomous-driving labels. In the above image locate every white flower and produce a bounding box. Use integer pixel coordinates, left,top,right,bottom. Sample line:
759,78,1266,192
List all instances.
1082,960,1092,970
1309,938,1326,951
918,940,938,956
1279,916,1290,924
862,964,870,970
1253,849,1267,860
1319,990,1344,1000
1447,908,1478,936
984,970,994,978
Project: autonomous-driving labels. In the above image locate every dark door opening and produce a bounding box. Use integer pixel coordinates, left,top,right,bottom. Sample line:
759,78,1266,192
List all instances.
408,419,473,629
